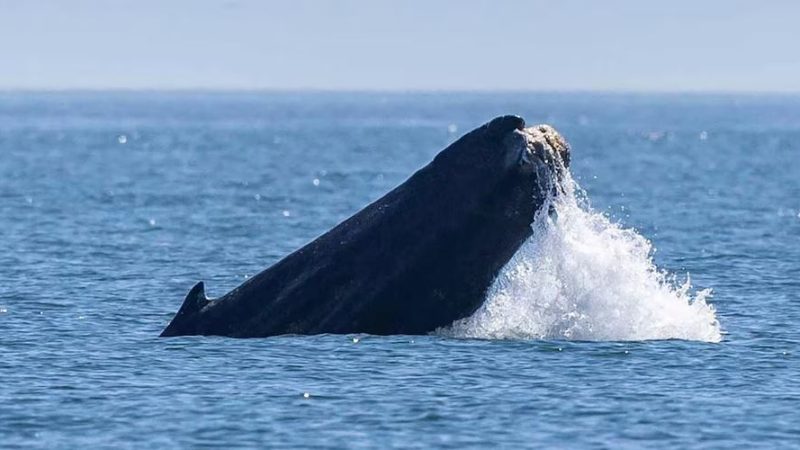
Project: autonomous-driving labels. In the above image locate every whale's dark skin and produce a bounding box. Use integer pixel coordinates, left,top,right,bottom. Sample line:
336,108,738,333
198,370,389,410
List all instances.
161,115,570,338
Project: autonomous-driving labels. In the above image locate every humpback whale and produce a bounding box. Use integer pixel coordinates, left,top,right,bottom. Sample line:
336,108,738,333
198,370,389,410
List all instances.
161,115,570,337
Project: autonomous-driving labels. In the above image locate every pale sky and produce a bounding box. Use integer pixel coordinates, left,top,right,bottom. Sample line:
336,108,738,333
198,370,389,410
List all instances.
2,0,799,91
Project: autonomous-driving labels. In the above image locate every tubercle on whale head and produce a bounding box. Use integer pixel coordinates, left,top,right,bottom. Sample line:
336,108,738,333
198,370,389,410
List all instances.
491,122,571,223
512,124,571,175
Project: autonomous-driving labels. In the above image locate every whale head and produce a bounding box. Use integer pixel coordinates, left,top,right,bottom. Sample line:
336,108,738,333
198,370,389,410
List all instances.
430,115,570,227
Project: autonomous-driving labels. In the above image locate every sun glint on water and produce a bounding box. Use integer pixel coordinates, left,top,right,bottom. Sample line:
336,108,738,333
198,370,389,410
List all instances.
445,169,722,343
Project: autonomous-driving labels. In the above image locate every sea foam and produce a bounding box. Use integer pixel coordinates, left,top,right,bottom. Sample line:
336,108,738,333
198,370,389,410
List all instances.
444,167,721,343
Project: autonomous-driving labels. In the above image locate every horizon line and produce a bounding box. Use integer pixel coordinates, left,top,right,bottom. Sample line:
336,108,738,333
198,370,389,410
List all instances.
2,87,800,96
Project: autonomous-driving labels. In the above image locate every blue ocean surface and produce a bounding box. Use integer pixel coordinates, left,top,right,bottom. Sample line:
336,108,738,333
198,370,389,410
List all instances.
1,92,798,448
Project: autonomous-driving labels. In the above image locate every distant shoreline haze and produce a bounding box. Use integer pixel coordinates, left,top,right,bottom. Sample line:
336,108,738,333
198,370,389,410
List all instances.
1,0,799,92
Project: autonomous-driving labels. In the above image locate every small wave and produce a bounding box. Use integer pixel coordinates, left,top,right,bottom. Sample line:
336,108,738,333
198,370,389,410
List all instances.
443,168,721,343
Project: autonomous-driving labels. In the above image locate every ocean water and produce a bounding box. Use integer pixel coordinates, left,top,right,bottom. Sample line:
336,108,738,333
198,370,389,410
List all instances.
1,92,798,448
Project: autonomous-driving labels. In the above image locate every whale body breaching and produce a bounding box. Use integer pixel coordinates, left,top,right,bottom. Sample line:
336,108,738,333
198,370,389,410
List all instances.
160,115,570,338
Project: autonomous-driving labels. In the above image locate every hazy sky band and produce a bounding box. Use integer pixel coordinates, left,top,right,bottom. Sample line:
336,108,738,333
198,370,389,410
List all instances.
2,0,799,91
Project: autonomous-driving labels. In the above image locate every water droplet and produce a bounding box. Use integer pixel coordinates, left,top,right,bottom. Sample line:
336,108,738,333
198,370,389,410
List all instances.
25,196,33,204
303,392,310,398
118,135,128,144
282,210,291,217
312,178,320,187
447,124,458,134
148,218,156,226
254,193,261,201
352,337,359,343
646,131,664,142
699,131,708,140
0,307,7,314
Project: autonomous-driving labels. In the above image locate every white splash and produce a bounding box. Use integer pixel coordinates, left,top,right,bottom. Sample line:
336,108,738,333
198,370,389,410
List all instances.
445,170,721,343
